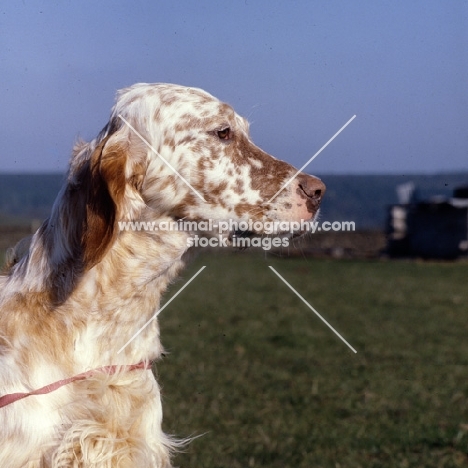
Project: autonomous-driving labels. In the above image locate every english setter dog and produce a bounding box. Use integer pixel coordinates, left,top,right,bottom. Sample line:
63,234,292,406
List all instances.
0,83,325,467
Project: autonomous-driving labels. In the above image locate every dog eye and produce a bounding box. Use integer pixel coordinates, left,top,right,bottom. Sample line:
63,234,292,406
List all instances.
217,127,231,140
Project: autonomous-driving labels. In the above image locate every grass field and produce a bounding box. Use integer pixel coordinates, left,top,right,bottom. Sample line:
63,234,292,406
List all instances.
1,247,467,467
155,252,468,468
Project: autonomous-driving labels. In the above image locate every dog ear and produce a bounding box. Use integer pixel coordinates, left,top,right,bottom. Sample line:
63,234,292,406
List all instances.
81,129,148,268
81,127,147,270
44,129,147,303
81,135,127,268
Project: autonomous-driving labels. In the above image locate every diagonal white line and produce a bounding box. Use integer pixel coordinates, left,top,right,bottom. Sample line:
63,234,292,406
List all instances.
268,266,357,353
117,266,207,354
118,114,206,202
267,115,356,203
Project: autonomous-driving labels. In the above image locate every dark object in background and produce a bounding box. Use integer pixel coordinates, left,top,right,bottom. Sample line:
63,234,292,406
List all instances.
386,185,468,260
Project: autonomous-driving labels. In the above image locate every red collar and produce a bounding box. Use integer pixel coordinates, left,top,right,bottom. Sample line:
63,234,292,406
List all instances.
0,361,153,409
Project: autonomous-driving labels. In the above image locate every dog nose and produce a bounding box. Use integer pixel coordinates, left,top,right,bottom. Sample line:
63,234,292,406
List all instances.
297,174,326,203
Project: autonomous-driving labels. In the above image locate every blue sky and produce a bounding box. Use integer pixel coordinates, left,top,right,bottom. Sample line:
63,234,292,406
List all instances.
1,1,467,174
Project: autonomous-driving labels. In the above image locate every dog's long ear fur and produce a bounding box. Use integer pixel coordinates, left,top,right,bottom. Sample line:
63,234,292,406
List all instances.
81,135,127,268
43,129,147,304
